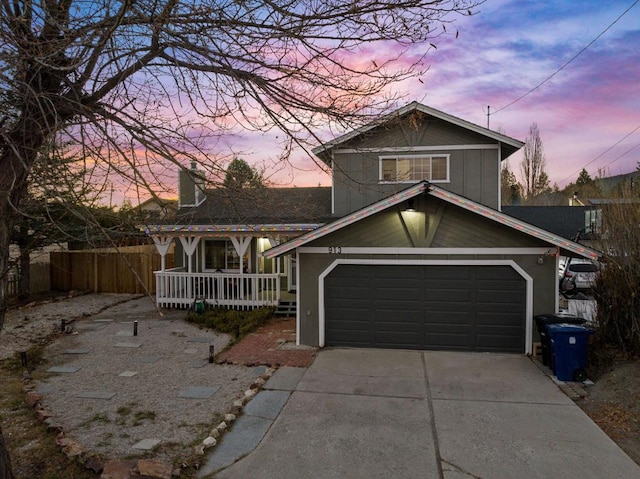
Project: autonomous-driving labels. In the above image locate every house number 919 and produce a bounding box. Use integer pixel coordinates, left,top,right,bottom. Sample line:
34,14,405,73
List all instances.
328,246,342,254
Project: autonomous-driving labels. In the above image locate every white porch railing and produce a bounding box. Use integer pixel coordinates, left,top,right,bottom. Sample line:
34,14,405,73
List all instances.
155,269,281,310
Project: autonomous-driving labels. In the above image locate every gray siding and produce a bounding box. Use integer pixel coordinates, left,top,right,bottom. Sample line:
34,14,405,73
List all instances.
310,195,546,249
430,205,545,248
331,117,501,216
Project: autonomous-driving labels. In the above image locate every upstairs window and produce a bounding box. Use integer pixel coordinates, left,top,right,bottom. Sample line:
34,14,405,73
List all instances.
380,155,449,183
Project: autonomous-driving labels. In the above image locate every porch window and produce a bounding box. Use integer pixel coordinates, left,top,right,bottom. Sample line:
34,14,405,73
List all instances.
203,240,244,271
380,155,449,183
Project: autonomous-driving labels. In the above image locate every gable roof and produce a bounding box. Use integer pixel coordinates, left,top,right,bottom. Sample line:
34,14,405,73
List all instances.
263,182,601,260
312,102,525,162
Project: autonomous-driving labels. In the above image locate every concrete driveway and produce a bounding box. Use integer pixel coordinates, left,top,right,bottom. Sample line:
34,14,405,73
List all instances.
200,349,640,479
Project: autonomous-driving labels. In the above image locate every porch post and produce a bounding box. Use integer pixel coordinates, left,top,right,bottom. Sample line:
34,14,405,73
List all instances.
179,236,200,273
267,237,282,274
230,235,252,307
229,236,252,272
152,235,173,271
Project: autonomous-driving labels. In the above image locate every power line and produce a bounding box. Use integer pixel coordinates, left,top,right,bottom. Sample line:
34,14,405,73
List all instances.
557,123,640,184
601,141,640,171
491,0,640,116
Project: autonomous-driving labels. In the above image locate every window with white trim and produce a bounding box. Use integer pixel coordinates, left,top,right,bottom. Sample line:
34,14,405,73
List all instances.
380,155,449,183
203,239,245,271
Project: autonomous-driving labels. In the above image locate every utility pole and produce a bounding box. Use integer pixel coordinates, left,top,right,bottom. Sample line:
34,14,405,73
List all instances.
487,106,490,129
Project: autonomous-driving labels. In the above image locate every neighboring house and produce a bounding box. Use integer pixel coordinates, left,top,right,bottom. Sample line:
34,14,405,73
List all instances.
137,197,178,220
504,199,640,251
146,102,600,355
502,206,598,245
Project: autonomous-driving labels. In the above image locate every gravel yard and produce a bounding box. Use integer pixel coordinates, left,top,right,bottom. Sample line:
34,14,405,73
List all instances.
2,294,260,466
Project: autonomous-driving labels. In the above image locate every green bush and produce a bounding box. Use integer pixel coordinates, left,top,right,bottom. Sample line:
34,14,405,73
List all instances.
186,307,274,339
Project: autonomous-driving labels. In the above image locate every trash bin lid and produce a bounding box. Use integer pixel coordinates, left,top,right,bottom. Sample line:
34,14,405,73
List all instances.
535,314,586,324
546,323,593,335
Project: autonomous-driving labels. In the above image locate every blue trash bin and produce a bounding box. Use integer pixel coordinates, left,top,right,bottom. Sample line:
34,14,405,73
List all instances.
547,324,594,381
534,314,586,367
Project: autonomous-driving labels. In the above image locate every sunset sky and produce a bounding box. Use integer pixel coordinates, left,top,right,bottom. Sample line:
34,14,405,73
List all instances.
243,0,640,189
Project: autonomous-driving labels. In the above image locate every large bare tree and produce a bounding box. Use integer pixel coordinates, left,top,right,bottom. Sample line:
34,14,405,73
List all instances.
0,0,479,473
520,122,550,200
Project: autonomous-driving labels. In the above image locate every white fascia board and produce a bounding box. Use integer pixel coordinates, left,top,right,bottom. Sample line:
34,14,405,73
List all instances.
428,187,601,260
333,144,499,154
145,224,322,234
312,102,523,158
299,247,557,256
264,182,600,261
262,182,429,259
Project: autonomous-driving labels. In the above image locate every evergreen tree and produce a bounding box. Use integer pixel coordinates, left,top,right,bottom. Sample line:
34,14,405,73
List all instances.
500,161,521,205
576,168,593,186
223,159,265,189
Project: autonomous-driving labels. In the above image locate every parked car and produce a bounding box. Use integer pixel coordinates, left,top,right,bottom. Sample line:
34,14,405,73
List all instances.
560,258,599,295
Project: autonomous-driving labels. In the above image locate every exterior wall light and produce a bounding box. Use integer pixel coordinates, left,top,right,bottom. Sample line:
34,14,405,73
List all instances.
405,199,417,212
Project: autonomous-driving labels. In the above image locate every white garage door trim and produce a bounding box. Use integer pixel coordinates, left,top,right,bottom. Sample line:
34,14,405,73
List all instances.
318,259,534,354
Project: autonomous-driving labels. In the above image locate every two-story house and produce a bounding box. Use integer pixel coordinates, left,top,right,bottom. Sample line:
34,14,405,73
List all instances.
146,102,599,355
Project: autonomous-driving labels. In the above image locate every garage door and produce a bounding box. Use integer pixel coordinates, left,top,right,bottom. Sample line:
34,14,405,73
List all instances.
324,264,526,353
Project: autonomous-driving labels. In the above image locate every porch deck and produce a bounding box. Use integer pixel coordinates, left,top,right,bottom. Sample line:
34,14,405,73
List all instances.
155,269,285,310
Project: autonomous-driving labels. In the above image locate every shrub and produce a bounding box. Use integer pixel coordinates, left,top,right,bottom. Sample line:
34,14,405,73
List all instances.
186,307,274,339
591,185,640,355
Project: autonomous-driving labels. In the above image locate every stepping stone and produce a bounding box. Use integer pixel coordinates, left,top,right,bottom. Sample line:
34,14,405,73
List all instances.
189,361,209,369
131,356,160,364
116,330,134,337
93,319,114,323
184,348,199,355
264,367,307,391
187,337,213,343
119,371,138,377
114,342,142,348
149,322,168,329
76,391,116,399
62,349,90,355
197,415,272,475
244,390,290,420
132,438,161,450
177,386,219,399
254,365,268,376
76,323,106,331
37,385,56,394
47,366,81,374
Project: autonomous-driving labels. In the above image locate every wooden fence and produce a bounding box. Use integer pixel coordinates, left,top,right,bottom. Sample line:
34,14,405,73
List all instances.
50,246,174,294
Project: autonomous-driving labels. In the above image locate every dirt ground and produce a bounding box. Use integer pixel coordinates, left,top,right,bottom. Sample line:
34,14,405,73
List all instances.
0,293,259,478
578,360,640,465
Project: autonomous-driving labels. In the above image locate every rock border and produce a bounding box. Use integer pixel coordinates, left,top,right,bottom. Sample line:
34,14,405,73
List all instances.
19,365,277,478
191,370,273,457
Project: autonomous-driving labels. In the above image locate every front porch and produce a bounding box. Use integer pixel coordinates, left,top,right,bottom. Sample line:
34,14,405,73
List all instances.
155,268,286,309
146,223,313,311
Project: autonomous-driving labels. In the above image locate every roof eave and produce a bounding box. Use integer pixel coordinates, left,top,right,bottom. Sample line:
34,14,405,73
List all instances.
145,224,324,234
264,184,601,260
263,182,430,258
312,102,524,162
